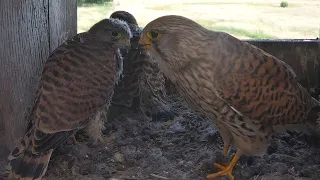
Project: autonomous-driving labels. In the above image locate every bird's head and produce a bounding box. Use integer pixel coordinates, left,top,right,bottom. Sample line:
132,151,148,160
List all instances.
88,18,132,49
110,11,138,26
109,11,142,49
138,15,209,73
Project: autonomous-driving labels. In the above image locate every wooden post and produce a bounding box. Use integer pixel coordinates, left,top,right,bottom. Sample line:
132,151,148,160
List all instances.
0,0,77,151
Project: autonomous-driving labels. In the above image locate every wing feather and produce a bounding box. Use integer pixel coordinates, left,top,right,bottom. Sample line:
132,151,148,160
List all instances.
213,33,314,125
31,33,115,152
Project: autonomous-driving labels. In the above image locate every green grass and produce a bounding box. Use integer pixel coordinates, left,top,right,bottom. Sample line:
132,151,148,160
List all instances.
77,0,319,39
78,3,109,7
212,26,276,39
77,4,280,39
196,20,276,39
182,1,298,7
145,1,296,11
146,5,174,11
77,0,112,7
146,3,267,11
185,1,274,6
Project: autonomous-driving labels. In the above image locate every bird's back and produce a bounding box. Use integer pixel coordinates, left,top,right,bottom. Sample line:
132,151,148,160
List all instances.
204,31,319,132
8,33,118,180
36,33,117,133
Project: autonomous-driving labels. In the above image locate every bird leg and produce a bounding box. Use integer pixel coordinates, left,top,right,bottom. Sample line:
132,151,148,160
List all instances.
206,152,240,180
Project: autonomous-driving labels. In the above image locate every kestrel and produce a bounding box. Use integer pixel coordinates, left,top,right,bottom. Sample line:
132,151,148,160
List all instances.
138,15,320,180
109,11,175,121
8,18,131,180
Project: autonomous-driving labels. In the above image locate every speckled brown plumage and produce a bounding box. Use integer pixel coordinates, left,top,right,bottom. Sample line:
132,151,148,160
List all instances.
7,18,131,180
109,11,175,121
138,15,320,180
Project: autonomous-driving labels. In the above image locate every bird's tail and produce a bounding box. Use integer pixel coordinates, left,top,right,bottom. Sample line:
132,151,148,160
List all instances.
7,138,53,180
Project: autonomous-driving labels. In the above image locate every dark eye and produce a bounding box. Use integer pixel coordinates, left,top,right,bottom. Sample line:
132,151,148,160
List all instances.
147,30,161,40
112,31,119,37
150,31,158,38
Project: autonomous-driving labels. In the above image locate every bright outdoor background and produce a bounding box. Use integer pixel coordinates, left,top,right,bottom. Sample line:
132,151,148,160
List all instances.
77,0,320,39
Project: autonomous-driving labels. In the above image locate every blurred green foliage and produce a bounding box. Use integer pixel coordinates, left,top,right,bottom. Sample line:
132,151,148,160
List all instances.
280,1,289,8
78,0,113,6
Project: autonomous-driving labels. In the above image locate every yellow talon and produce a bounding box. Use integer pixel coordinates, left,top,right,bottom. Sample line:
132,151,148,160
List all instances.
206,154,240,180
223,144,229,157
213,163,226,170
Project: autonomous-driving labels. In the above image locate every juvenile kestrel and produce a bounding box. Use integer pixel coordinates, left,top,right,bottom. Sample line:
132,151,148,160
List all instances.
8,18,131,180
138,15,320,180
109,11,175,121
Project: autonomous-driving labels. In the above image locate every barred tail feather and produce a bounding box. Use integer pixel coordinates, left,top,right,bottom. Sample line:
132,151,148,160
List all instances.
8,147,53,180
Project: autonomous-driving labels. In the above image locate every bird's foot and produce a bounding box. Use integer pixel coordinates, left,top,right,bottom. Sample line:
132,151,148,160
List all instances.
206,162,234,180
206,154,239,180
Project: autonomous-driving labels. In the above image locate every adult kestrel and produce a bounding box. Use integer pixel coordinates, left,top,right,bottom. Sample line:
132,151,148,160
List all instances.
8,18,131,180
138,15,320,180
109,11,175,121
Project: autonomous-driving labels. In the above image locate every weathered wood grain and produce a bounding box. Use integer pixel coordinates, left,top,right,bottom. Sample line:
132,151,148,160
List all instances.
0,0,77,151
49,0,77,52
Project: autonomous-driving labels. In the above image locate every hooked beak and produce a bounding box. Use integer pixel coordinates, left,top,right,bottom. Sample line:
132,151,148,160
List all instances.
138,34,152,51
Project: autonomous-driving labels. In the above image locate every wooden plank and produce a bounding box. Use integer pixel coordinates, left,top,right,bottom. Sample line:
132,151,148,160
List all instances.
0,0,50,150
0,0,77,151
49,0,77,52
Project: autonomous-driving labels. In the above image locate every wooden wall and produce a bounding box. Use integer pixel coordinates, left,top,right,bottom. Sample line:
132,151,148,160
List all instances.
0,0,77,152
